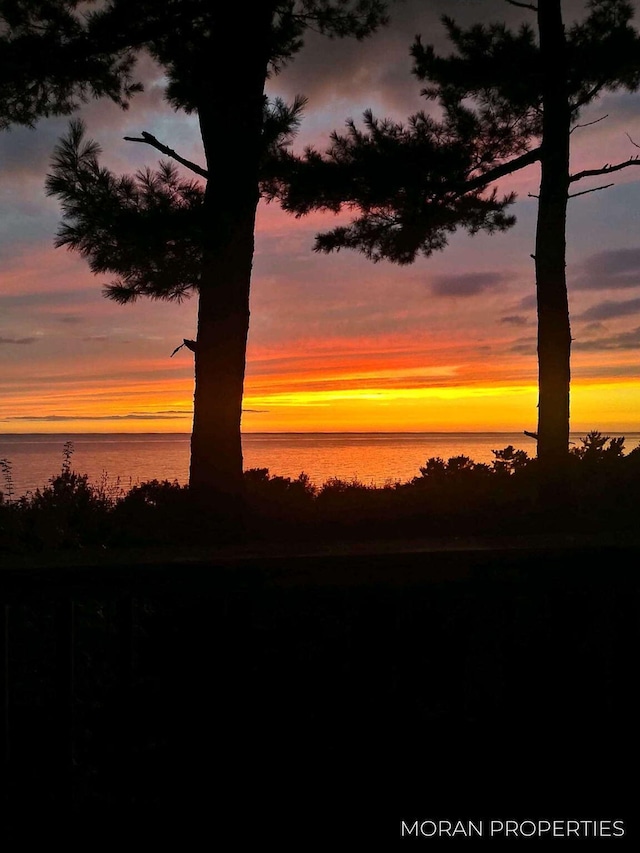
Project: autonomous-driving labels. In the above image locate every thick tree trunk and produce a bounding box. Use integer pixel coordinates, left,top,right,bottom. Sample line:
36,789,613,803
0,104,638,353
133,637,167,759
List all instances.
189,206,257,505
188,8,274,514
535,0,572,496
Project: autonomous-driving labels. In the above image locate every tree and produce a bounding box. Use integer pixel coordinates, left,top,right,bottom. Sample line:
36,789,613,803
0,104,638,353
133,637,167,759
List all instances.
0,0,141,129
274,0,640,499
3,0,391,515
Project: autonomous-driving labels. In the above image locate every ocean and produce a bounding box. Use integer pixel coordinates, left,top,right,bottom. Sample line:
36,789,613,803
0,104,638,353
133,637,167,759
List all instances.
1,431,638,498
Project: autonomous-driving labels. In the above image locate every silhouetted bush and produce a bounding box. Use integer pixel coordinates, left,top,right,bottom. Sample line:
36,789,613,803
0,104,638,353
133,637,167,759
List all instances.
244,467,316,533
1,444,112,551
110,478,191,546
2,431,640,555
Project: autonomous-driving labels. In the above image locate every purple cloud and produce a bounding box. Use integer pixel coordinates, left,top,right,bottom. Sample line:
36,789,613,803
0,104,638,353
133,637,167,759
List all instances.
500,315,530,326
573,248,640,291
573,326,640,351
0,336,37,345
430,271,509,297
578,297,640,321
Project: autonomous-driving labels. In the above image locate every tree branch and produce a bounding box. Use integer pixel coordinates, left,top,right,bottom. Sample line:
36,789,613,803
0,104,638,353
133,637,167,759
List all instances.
459,146,542,195
568,182,614,199
505,0,537,10
570,114,608,134
124,131,208,179
571,80,607,112
626,133,640,149
569,156,640,182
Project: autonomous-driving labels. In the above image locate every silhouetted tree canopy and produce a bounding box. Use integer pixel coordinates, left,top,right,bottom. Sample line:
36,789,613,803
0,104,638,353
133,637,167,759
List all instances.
273,0,640,492
268,106,525,263
46,94,306,303
275,0,640,263
0,0,141,129
20,0,392,502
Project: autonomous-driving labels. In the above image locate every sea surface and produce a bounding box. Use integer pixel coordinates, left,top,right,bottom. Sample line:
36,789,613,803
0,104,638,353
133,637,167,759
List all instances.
1,431,638,498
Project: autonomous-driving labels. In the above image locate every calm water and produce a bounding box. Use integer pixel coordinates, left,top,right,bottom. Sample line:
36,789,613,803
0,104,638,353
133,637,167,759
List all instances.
1,431,638,498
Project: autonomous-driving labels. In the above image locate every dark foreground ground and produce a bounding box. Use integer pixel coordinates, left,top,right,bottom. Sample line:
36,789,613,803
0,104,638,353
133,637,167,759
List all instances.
1,536,638,844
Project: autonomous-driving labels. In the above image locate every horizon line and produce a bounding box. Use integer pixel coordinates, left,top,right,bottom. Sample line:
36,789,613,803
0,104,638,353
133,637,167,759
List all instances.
1,429,637,437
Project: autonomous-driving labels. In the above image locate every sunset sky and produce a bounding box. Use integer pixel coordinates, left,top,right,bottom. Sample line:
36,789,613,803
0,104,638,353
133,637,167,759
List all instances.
1,0,640,435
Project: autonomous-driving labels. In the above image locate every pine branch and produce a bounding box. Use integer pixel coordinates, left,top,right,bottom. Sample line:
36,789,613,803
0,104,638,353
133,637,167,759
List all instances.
458,145,542,196
570,114,608,134
505,1,537,11
571,80,608,112
569,156,640,183
124,132,208,179
568,183,615,198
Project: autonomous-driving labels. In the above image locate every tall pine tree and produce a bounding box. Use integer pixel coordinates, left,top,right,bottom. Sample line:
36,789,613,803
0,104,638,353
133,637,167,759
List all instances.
275,0,640,498
3,1,390,515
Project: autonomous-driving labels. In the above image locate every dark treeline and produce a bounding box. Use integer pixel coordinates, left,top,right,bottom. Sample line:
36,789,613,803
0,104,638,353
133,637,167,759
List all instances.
2,431,639,554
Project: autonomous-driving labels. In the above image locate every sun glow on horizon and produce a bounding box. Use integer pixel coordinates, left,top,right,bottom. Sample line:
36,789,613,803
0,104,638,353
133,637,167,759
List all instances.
3,376,640,435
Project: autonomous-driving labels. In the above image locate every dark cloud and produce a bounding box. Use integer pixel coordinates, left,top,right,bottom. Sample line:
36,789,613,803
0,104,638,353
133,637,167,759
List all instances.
578,297,640,321
0,336,37,345
59,315,83,324
573,326,640,351
500,315,530,326
573,248,640,291
271,0,613,137
430,271,508,297
583,248,640,275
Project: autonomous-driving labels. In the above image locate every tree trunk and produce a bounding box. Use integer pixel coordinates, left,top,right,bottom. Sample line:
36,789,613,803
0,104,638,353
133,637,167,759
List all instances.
189,203,257,507
535,0,572,498
188,8,274,515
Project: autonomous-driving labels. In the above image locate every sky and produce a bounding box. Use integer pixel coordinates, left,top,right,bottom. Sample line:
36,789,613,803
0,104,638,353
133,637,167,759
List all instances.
1,0,640,435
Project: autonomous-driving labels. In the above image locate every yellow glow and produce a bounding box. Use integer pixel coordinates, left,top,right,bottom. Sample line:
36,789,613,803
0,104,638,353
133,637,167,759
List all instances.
569,381,640,432
241,384,540,432
3,372,640,434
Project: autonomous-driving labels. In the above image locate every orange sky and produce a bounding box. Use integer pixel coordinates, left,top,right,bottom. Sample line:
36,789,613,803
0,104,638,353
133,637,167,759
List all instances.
1,1,640,436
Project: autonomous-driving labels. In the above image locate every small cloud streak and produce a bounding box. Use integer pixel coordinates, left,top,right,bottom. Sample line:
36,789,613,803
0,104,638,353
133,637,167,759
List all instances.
518,294,538,310
1,411,191,422
573,248,640,291
573,326,640,351
0,336,37,345
578,297,640,321
430,271,509,297
509,337,537,355
500,315,530,326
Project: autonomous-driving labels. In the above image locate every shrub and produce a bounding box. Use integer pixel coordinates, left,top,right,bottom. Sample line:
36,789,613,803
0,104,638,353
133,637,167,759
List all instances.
570,430,625,463
24,443,112,549
491,445,530,475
